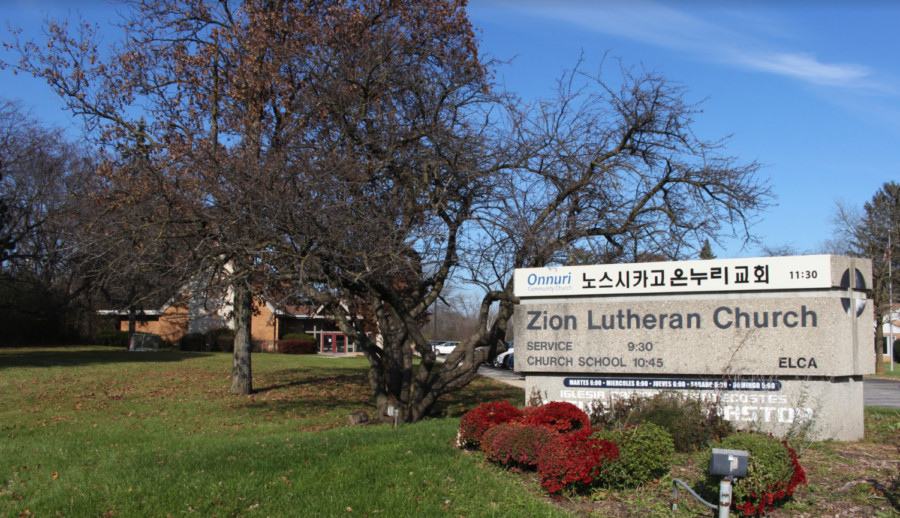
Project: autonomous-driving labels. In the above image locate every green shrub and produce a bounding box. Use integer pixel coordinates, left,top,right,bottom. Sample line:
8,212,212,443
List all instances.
591,422,674,488
95,329,129,348
702,432,807,515
282,333,316,341
592,392,733,452
179,332,207,351
210,328,233,339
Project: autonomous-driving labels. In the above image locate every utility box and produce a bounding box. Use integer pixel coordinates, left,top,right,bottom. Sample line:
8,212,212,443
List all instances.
709,448,748,478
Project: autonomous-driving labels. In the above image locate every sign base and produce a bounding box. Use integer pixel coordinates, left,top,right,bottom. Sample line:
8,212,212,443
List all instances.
525,373,865,441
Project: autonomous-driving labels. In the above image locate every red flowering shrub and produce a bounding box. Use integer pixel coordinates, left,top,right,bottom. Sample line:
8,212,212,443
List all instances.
480,423,519,458
536,429,619,495
489,424,557,469
523,401,590,434
704,432,807,515
457,401,523,449
734,442,807,516
278,340,317,354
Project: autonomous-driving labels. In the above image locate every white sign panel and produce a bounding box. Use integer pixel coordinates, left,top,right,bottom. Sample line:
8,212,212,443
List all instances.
514,255,835,298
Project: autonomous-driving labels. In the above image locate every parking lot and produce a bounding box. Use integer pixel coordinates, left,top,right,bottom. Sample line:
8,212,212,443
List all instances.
477,362,525,388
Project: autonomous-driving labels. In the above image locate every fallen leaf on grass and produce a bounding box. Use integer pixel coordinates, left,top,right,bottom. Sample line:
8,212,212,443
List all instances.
52,472,58,479
248,503,259,510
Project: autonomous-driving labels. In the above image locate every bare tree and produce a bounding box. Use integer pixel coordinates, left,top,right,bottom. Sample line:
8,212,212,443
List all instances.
450,65,772,414
273,54,773,421
757,243,802,257
817,199,862,255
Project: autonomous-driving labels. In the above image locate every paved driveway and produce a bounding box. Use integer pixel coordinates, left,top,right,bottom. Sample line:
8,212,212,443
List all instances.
477,364,525,389
864,379,900,409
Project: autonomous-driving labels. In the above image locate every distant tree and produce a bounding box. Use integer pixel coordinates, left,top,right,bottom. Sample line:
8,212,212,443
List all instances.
818,200,861,255
758,243,801,257
0,99,94,344
825,184,900,373
699,239,716,260
68,139,193,349
854,183,900,373
4,0,342,393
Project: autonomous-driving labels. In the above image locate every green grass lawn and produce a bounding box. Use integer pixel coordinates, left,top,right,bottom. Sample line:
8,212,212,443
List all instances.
0,346,565,518
868,361,900,379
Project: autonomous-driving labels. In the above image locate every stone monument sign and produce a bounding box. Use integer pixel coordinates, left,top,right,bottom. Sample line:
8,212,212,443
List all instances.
513,255,872,441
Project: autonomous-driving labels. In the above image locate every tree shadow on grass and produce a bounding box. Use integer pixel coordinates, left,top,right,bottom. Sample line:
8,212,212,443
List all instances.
0,346,214,370
869,477,900,513
249,368,523,419
254,372,369,393
243,373,374,415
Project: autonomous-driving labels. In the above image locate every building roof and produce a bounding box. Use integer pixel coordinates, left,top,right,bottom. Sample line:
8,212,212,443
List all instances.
96,309,164,316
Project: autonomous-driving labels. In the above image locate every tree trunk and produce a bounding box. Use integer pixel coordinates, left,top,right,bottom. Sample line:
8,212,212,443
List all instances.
231,282,253,395
875,315,886,375
127,305,136,351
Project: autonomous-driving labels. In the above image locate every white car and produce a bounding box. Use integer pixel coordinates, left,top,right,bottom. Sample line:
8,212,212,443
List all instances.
434,342,459,356
494,348,514,368
434,341,460,355
492,341,514,367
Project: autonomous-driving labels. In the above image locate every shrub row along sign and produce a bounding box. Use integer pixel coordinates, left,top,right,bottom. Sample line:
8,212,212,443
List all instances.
513,255,872,441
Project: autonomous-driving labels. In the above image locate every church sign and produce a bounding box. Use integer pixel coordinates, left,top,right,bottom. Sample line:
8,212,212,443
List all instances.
514,255,872,441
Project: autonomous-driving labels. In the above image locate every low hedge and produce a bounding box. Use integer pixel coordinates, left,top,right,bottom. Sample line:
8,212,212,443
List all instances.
282,333,316,341
592,392,733,452
278,339,317,355
95,329,129,348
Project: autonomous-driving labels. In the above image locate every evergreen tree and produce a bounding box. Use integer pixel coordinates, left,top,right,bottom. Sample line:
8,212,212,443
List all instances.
699,239,716,260
853,182,900,373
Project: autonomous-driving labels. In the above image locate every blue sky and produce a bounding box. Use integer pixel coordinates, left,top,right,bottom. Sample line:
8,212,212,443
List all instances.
3,0,899,258
467,1,900,257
